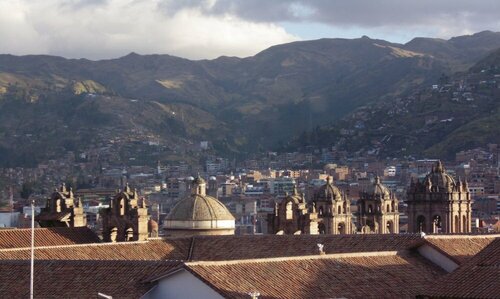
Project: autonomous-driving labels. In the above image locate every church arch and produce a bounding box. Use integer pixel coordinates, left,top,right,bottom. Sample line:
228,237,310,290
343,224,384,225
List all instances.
386,220,394,233
417,215,426,233
338,222,346,234
318,223,326,234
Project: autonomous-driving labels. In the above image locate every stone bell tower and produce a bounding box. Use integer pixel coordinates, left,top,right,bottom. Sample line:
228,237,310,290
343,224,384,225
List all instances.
312,177,353,234
406,161,472,234
267,187,318,235
36,183,86,228
357,177,399,234
101,184,149,242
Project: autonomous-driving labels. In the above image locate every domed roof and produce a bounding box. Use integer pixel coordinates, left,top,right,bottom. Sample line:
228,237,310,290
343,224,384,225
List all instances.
283,186,303,205
193,176,206,185
365,176,390,199
166,194,235,221
315,177,343,201
424,161,456,190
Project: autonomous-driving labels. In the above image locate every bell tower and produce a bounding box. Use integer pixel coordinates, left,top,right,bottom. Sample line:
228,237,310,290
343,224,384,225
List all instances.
406,161,472,233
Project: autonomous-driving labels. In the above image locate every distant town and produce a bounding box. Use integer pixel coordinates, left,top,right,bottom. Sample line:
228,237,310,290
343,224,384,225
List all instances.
1,138,498,235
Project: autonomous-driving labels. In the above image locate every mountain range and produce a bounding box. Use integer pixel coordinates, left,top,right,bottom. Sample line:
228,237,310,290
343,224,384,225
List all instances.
1,30,500,165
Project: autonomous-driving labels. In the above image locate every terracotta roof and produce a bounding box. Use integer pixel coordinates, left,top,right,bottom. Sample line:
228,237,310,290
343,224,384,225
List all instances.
180,251,445,299
0,234,423,261
421,237,500,298
0,260,179,299
188,234,423,261
0,227,100,249
423,234,499,264
0,239,191,261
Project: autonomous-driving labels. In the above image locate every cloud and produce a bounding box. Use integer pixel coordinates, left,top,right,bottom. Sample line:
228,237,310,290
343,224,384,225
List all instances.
173,0,500,38
0,0,298,60
0,0,498,60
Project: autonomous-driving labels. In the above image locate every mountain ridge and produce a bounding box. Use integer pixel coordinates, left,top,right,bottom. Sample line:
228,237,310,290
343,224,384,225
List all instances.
0,31,500,165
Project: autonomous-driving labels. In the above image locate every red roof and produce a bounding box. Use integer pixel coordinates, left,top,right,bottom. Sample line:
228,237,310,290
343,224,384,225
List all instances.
0,239,190,261
0,260,179,299
423,234,499,264
0,227,100,249
421,237,500,298
0,234,422,261
180,251,445,299
188,234,423,261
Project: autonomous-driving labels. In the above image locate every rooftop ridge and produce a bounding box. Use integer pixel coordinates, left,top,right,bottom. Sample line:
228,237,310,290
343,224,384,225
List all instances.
424,234,500,239
185,250,400,266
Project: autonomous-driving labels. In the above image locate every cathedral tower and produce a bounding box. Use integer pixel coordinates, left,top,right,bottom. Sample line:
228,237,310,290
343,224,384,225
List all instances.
36,183,86,228
406,161,472,233
101,184,149,242
267,187,318,235
313,177,353,234
357,176,399,233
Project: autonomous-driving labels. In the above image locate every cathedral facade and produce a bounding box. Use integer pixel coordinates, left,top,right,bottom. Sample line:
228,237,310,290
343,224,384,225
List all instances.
268,177,353,235
357,176,399,234
406,161,472,234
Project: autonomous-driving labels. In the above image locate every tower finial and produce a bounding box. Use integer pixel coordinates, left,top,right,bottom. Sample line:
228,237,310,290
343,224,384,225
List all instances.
436,160,444,172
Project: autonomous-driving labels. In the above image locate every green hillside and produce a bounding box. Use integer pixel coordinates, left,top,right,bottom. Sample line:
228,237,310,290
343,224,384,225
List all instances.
0,31,500,165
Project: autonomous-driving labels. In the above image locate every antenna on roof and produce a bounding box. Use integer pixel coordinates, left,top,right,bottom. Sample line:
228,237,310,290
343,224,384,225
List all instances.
30,199,35,299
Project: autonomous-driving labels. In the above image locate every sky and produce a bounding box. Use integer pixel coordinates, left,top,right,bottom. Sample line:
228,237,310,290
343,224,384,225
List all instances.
0,0,499,60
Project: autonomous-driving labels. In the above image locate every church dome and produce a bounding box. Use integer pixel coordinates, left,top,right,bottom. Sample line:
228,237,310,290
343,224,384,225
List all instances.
192,176,206,185
164,176,235,235
365,176,390,199
315,177,343,201
424,161,456,191
166,194,235,221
